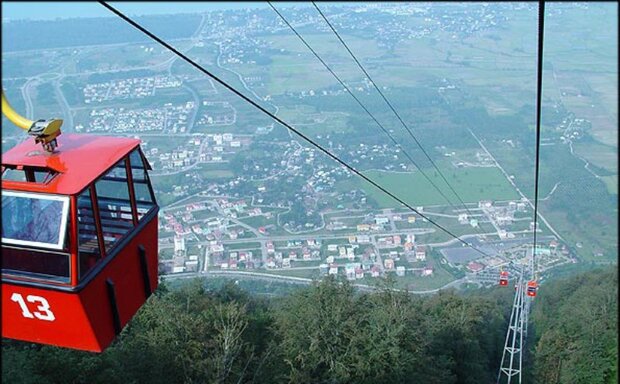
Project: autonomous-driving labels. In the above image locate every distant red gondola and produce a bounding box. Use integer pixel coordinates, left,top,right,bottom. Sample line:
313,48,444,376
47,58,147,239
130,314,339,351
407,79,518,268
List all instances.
499,270,509,286
2,134,159,352
526,280,538,297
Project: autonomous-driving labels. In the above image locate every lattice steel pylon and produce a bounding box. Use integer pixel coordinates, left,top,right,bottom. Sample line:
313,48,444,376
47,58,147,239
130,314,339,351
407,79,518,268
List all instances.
497,273,527,384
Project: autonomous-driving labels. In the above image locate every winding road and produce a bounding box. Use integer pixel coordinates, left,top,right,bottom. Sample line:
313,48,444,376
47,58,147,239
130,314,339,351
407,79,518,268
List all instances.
468,128,564,241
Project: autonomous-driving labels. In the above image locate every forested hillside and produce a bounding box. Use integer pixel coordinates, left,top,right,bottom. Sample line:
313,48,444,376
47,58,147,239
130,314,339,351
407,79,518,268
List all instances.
1,270,617,383
531,269,618,383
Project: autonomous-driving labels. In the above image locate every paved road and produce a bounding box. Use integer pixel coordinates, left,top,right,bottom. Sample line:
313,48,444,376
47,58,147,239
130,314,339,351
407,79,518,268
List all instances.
468,128,564,241
182,83,201,133
21,77,37,119
53,80,74,132
162,269,466,295
159,228,437,250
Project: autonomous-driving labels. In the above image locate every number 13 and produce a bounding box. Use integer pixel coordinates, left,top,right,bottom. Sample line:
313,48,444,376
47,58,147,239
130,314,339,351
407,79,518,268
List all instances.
11,293,56,321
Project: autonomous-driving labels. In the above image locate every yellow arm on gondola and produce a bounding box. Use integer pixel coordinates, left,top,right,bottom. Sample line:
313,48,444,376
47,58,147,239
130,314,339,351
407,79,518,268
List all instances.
2,90,33,130
2,89,63,152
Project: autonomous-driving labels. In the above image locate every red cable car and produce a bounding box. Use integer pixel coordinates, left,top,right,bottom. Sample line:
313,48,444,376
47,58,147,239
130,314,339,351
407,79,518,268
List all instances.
1,134,159,352
526,280,538,297
499,270,509,286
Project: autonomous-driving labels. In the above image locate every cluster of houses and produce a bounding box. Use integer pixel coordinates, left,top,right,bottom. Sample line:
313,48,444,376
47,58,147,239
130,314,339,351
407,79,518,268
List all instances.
325,260,433,281
198,101,236,126
82,75,182,103
147,133,246,171
478,200,528,239
156,190,439,281
258,234,433,280
159,236,200,274
220,251,256,270
265,239,322,269
79,102,194,134
467,238,572,285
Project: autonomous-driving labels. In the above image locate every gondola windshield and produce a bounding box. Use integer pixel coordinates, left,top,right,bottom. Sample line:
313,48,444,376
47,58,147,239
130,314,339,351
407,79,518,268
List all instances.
2,191,70,250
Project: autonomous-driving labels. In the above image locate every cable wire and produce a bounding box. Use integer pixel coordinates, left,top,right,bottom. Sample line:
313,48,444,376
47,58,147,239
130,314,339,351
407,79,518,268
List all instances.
312,1,492,243
268,2,461,213
270,4,492,243
532,1,545,280
98,1,492,257
311,2,483,227
273,2,487,240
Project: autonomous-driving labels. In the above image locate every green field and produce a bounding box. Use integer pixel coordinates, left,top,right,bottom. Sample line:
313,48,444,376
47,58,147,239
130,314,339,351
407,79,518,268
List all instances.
542,4,618,177
277,105,351,135
573,141,618,173
193,209,218,221
262,33,384,94
239,215,276,229
266,54,338,95
201,170,234,179
291,260,325,268
356,264,455,292
159,248,174,260
338,167,519,208
490,134,618,261
265,33,384,62
601,176,618,195
414,221,498,244
394,266,455,291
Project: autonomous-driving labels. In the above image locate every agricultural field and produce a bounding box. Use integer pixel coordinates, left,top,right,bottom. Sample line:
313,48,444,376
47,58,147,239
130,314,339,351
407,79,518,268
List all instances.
573,141,618,174
277,105,352,135
490,132,618,261
392,265,455,291
601,176,618,195
338,167,520,208
257,32,385,95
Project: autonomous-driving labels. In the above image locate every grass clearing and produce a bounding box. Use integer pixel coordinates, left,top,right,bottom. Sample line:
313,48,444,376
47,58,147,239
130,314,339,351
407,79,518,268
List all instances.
277,105,352,135
573,141,618,173
266,54,339,95
393,266,455,291
239,215,276,229
552,69,617,147
338,167,519,208
601,176,618,195
261,32,384,95
202,170,235,179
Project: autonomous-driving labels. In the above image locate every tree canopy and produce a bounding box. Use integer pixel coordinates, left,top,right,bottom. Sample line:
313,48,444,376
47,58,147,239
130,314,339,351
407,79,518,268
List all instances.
2,269,616,383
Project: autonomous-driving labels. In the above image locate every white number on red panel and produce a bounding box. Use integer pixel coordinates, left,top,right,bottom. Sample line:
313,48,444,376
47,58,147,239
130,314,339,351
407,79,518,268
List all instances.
10,293,56,321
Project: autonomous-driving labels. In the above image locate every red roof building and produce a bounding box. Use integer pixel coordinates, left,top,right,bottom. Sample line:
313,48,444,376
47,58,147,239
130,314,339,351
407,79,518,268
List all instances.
467,262,485,272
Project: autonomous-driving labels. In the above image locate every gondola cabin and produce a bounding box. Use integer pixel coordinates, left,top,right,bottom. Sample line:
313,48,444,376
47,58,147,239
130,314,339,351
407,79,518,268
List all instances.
526,280,538,297
499,270,509,286
1,134,159,352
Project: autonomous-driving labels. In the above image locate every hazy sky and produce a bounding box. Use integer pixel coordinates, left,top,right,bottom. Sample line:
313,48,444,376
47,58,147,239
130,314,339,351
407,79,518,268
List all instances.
1,2,336,21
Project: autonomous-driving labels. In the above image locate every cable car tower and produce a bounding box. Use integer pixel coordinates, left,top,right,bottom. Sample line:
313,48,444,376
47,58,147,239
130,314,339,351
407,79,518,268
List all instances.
497,268,526,383
497,261,536,384
1,91,159,352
